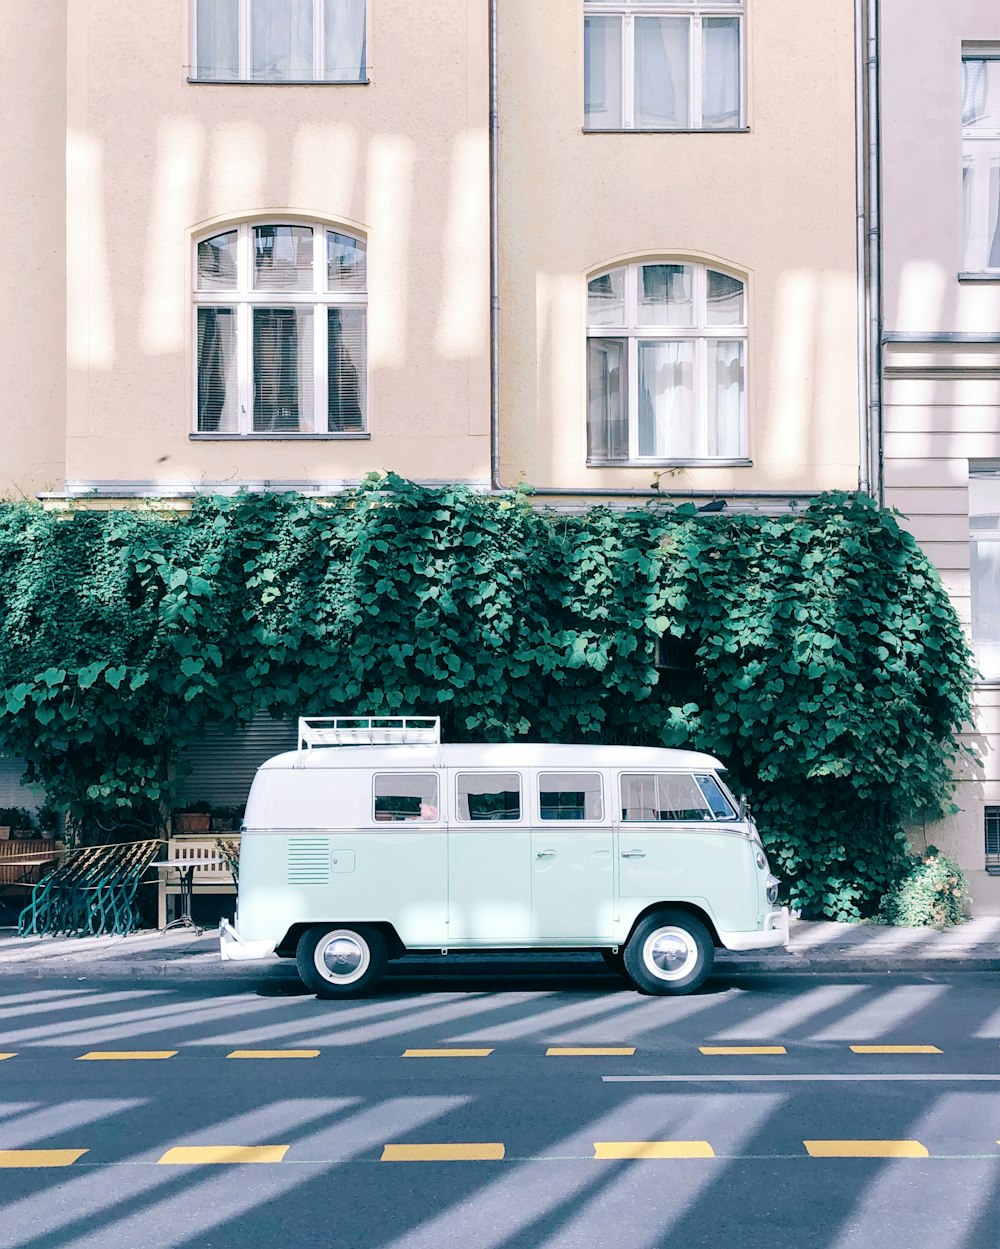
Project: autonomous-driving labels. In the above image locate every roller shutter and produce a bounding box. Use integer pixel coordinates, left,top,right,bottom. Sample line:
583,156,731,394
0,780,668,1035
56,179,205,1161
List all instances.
175,712,297,808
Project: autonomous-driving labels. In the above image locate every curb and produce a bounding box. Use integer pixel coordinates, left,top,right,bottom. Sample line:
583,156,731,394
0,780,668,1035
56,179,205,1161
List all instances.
0,951,998,982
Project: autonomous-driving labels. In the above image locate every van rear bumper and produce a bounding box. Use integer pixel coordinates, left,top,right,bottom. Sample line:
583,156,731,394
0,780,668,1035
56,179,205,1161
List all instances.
219,918,277,962
718,906,790,951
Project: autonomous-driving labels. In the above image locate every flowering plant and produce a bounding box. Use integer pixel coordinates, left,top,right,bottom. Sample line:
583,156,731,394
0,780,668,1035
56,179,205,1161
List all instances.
875,846,969,928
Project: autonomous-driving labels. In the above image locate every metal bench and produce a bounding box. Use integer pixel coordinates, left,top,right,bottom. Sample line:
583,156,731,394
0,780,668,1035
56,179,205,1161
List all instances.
18,840,162,937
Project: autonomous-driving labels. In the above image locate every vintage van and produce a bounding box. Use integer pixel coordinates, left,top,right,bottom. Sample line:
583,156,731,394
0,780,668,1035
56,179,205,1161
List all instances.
219,716,788,997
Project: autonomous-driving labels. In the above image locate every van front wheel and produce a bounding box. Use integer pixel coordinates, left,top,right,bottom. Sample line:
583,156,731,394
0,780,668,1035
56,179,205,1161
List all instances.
623,911,714,996
297,925,388,999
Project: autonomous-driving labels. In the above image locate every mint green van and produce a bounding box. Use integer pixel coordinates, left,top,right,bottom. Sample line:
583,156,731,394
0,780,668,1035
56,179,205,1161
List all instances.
219,716,788,997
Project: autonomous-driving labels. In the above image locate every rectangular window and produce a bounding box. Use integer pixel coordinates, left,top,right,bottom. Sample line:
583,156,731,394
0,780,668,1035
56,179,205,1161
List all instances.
193,0,366,83
969,472,1000,679
252,307,314,432
987,807,1000,873
373,774,439,822
456,773,521,822
584,2,744,132
620,772,713,822
197,307,238,432
963,52,1000,272
539,773,604,821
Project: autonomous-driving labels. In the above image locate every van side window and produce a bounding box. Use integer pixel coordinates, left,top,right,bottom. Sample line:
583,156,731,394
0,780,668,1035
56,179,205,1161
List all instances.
539,773,603,820
457,773,521,821
374,774,440,822
695,773,737,820
620,773,712,822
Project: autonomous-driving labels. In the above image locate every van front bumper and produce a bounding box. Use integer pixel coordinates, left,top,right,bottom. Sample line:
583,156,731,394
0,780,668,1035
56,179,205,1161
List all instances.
219,918,278,962
718,906,790,951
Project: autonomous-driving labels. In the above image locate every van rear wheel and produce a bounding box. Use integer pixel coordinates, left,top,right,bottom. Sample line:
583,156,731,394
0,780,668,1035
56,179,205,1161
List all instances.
623,911,714,996
297,925,388,999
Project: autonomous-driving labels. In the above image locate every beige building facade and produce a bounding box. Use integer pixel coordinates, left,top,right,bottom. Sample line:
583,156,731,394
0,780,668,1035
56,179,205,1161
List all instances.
881,0,1000,911
2,0,863,503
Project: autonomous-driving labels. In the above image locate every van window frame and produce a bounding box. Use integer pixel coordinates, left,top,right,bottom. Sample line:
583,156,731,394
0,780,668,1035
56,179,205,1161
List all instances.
371,771,442,825
452,770,525,825
618,770,716,824
536,771,606,822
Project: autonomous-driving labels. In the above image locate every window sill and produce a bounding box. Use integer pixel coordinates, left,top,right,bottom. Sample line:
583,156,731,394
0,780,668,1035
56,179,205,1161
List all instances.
958,271,1000,282
187,77,369,86
190,432,370,441
583,127,749,135
587,457,753,469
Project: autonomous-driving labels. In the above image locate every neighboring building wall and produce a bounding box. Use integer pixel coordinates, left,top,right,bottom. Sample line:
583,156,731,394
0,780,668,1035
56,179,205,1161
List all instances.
58,0,490,494
0,1,67,497
881,0,1000,912
497,0,861,493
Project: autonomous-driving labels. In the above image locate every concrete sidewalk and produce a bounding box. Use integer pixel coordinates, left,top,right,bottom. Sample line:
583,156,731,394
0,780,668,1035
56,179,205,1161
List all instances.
1,917,999,982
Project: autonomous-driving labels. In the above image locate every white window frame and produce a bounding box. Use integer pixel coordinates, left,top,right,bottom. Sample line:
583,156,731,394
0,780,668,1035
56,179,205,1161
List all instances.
583,0,745,131
192,219,368,438
190,0,368,84
586,259,748,465
962,49,1000,274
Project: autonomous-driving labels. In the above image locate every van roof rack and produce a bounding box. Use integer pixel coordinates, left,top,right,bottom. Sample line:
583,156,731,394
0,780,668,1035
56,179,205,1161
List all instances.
298,715,441,749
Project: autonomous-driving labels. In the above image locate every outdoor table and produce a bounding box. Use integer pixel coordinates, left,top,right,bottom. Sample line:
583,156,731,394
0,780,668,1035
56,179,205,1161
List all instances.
147,857,229,934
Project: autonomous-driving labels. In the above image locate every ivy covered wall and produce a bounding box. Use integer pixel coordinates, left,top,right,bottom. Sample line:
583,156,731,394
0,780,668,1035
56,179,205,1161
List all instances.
0,476,975,919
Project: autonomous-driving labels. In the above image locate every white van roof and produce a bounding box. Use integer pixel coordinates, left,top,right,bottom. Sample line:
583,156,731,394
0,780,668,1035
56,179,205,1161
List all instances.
258,743,725,771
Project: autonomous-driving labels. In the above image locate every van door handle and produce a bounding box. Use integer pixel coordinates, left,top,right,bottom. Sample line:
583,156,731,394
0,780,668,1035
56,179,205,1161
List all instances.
536,850,556,858
621,850,646,858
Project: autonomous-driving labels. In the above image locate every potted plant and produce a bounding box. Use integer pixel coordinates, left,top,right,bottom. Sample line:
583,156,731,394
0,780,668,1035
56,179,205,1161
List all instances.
210,805,243,832
173,800,213,834
0,807,35,840
36,802,60,840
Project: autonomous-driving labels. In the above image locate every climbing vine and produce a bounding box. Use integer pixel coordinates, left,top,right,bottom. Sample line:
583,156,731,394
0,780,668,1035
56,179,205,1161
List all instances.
0,475,976,919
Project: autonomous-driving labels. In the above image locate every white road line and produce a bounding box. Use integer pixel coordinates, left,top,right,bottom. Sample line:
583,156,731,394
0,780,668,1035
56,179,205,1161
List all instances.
604,1074,1000,1083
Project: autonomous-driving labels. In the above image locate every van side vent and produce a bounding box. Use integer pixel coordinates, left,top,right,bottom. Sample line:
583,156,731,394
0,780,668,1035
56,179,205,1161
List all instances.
287,839,332,885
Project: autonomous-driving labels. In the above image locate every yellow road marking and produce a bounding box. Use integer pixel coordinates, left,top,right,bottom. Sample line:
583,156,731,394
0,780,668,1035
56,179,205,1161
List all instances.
78,1051,177,1061
226,1050,320,1059
158,1146,289,1165
0,1053,16,1060
381,1143,505,1162
546,1047,636,1057
403,1049,494,1058
849,1046,942,1054
804,1140,929,1158
0,1150,88,1168
700,1046,787,1056
594,1141,715,1159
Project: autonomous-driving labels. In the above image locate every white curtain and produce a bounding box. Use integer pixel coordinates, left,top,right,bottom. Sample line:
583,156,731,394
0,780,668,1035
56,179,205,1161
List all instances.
638,341,694,457
252,0,313,80
196,0,238,79
707,340,744,457
325,0,366,80
635,17,688,129
703,18,740,128
584,16,623,129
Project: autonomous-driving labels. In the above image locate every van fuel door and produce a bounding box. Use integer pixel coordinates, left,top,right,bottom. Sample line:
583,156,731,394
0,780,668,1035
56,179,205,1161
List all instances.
330,850,356,873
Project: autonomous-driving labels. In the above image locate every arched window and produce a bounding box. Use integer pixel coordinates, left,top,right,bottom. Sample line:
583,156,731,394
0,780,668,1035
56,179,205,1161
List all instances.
194,221,367,437
586,260,747,464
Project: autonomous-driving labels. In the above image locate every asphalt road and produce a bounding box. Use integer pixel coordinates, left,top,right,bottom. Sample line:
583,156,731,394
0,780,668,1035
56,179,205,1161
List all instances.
1,964,1000,1249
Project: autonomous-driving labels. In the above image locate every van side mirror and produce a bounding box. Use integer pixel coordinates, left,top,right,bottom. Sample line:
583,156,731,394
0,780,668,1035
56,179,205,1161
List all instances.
738,793,748,821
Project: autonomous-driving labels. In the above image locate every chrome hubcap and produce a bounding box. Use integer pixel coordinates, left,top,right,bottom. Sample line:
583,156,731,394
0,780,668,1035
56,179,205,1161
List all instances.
643,927,698,981
316,931,369,984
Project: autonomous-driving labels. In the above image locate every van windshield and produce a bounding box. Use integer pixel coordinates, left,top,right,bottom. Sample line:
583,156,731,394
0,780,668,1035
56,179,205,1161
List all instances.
694,774,738,820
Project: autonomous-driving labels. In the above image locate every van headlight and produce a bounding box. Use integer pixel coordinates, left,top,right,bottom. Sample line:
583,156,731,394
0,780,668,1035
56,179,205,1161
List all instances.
765,874,780,905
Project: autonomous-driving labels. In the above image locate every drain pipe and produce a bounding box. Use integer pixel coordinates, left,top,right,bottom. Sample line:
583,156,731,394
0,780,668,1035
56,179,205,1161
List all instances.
489,0,503,491
867,0,884,504
854,0,871,497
